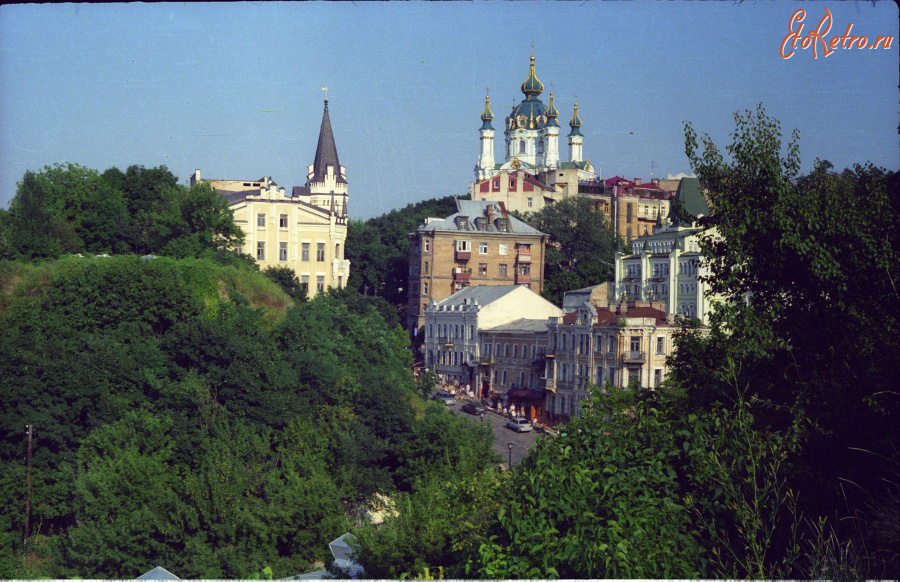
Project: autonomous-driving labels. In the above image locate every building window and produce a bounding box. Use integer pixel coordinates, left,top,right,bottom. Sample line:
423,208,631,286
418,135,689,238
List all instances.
499,264,507,276
513,344,519,358
423,239,430,253
279,242,287,261
509,178,516,190
257,214,266,227
301,275,309,291
657,336,665,354
504,343,510,357
423,281,428,295
279,214,288,228
256,242,265,260
317,243,325,261
479,242,488,254
654,369,662,387
630,336,641,352
502,370,507,385
316,276,324,293
499,243,508,255
527,197,533,207
424,261,429,274
479,263,487,276
518,264,530,276
519,140,526,154
235,244,242,255
302,243,310,261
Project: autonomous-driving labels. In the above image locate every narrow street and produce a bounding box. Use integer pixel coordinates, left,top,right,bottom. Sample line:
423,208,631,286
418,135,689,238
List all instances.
436,391,543,468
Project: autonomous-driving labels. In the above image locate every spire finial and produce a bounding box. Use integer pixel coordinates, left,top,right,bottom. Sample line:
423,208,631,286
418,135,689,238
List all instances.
321,83,329,102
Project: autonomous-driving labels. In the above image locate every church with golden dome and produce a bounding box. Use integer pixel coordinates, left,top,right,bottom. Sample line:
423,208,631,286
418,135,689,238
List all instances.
472,56,597,213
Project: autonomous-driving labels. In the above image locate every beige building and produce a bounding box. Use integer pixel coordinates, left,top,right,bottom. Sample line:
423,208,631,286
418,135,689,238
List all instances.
544,300,678,421
407,199,548,332
190,99,350,296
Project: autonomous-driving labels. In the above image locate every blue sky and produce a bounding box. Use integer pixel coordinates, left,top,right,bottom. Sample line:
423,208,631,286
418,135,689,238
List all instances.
1,1,897,220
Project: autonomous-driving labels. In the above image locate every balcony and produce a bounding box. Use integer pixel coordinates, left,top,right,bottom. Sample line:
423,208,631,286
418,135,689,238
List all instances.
515,272,532,284
540,377,556,393
455,250,471,261
479,355,493,365
453,269,470,282
438,336,454,347
623,350,645,363
516,248,532,263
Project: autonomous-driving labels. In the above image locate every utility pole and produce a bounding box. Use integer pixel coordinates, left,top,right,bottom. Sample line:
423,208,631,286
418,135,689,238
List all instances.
24,424,32,549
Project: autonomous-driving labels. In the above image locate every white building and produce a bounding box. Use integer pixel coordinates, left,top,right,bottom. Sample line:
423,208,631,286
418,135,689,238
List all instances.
423,285,562,390
613,177,718,323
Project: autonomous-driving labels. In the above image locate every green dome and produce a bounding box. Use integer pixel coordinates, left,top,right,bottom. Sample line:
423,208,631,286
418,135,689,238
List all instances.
480,94,494,130
545,91,559,128
568,101,583,136
506,56,548,131
520,55,544,97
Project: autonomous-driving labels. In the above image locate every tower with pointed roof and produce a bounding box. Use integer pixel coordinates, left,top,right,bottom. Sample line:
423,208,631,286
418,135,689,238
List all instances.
568,99,583,164
188,97,350,298
476,92,496,181
306,98,348,217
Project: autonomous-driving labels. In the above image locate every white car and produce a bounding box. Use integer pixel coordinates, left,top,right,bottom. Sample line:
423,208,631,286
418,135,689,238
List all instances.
506,417,533,432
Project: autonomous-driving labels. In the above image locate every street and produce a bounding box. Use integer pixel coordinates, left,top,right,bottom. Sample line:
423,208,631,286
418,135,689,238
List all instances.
446,399,543,468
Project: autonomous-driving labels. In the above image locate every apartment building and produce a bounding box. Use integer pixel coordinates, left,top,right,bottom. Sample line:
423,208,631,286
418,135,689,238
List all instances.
407,199,548,332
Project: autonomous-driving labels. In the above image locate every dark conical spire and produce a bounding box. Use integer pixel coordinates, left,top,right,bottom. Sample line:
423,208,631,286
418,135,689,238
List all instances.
311,99,346,185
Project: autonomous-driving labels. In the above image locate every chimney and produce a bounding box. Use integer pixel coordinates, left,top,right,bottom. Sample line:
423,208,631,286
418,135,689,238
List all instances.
487,204,494,223
634,177,642,186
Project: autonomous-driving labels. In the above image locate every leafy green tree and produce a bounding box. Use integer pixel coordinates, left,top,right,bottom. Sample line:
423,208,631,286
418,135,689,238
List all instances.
525,196,616,304
679,104,899,575
345,195,460,310
263,265,308,303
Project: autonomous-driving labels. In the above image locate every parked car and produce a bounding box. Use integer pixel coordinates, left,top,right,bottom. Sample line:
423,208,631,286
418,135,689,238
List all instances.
431,391,456,406
506,417,533,432
461,402,486,415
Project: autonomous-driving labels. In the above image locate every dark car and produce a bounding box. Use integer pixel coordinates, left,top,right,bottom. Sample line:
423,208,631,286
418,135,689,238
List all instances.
431,391,455,406
461,402,486,415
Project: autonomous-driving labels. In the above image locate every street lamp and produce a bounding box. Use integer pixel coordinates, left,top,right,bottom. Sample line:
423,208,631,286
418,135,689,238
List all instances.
507,442,513,470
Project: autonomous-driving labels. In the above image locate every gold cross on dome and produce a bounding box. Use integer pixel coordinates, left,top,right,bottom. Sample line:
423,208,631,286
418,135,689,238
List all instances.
321,84,329,100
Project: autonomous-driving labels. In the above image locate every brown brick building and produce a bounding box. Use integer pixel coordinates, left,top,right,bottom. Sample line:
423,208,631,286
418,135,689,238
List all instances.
407,199,548,332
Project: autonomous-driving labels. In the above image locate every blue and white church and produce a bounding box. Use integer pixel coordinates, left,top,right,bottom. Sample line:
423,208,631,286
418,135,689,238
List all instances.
474,56,597,184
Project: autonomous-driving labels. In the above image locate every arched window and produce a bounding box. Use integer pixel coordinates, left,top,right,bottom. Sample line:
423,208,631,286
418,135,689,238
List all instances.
519,140,526,154
504,343,510,357
513,344,519,358
537,139,544,154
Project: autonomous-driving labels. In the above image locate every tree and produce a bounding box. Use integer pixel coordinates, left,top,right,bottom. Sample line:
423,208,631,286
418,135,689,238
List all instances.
525,196,616,304
263,265,308,303
680,104,900,573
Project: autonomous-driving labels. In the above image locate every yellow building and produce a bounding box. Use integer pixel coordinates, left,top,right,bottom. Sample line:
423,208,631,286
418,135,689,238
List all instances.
190,99,350,296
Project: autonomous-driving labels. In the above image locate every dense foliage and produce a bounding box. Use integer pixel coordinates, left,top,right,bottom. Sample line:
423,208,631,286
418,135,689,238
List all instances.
0,163,244,261
345,195,460,310
518,196,617,305
0,256,497,578
352,106,898,579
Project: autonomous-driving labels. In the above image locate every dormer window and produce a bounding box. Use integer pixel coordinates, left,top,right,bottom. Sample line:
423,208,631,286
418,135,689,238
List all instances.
457,216,470,230
492,178,500,191
509,177,517,190
497,218,510,232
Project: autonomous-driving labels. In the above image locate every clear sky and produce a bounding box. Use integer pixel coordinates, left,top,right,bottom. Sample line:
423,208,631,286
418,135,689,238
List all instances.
1,1,897,220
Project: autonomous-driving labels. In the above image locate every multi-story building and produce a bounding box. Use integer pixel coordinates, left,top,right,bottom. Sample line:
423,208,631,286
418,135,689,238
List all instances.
478,319,551,420
422,284,562,396
407,199,548,332
544,299,676,421
191,98,350,297
613,177,718,323
470,169,557,215
577,176,675,242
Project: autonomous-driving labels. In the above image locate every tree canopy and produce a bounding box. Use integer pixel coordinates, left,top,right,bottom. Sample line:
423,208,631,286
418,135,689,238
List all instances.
4,163,244,261
519,195,617,304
